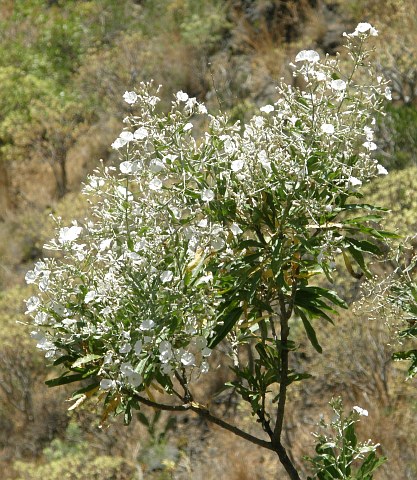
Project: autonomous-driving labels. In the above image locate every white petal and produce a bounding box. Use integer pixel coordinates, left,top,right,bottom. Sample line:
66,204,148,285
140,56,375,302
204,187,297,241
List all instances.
377,164,388,175
134,127,148,140
123,91,138,104
231,159,244,172
201,188,215,202
176,91,189,102
84,291,96,304
295,50,320,63
321,123,335,134
260,104,274,113
149,178,163,191
330,79,347,91
160,270,174,283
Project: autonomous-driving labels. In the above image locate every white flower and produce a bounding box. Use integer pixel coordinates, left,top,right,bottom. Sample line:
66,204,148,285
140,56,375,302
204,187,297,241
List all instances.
159,341,173,363
127,371,142,387
260,104,274,113
99,238,112,251
134,127,148,140
364,126,374,141
330,79,347,91
134,340,143,355
321,123,335,134
160,270,174,283
231,159,244,172
384,87,392,101
134,239,146,251
183,122,193,132
116,186,133,200
315,71,327,81
149,178,163,191
34,312,49,325
58,225,82,244
363,141,377,151
120,131,134,142
295,50,320,63
353,23,378,37
25,296,41,313
348,176,362,187
197,104,208,114
254,116,264,128
62,318,76,327
202,347,212,357
84,291,96,304
123,91,138,104
211,237,225,251
100,379,115,390
201,188,215,202
140,319,155,331
176,91,189,102
259,150,271,171
25,270,37,284
181,351,195,366
353,405,369,416
224,138,236,154
185,97,197,112
377,164,388,175
119,343,132,354
195,273,213,285
230,223,243,236
120,161,133,174
111,131,134,149
149,159,165,173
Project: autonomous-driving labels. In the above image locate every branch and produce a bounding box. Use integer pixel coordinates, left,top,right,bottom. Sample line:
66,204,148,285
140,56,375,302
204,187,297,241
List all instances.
131,392,275,451
273,277,297,444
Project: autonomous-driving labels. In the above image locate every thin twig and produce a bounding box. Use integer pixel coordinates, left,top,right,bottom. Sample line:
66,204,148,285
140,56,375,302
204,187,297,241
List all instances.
130,392,275,451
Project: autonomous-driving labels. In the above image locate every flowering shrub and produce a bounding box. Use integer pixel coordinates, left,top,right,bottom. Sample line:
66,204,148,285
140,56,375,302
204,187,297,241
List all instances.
25,23,392,479
306,398,386,480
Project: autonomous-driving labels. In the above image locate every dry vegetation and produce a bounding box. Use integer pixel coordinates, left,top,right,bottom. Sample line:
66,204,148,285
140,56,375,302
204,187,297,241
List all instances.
0,1,416,479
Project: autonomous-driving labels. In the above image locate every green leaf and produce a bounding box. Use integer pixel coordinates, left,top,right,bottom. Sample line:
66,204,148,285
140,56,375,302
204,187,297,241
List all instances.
137,411,150,427
239,239,265,249
297,308,323,353
356,451,387,479
345,237,382,256
343,203,388,213
45,368,99,387
298,286,348,309
72,354,102,369
398,325,417,338
53,355,76,366
343,214,383,224
208,306,243,348
348,245,372,278
287,371,312,383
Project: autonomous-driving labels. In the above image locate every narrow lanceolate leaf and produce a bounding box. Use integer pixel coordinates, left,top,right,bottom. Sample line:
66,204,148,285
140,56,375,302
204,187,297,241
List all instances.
347,245,372,278
344,237,382,255
72,354,102,369
297,308,323,353
297,286,348,309
45,368,99,387
208,306,243,348
343,203,389,213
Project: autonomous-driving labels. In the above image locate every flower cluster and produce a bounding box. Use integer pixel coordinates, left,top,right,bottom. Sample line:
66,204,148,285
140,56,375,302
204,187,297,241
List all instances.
25,24,389,399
